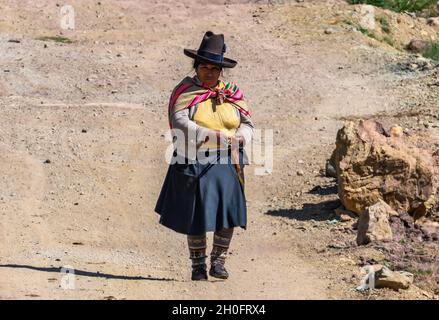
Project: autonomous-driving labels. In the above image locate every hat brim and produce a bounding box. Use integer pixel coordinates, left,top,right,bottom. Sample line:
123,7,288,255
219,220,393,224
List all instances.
184,49,237,68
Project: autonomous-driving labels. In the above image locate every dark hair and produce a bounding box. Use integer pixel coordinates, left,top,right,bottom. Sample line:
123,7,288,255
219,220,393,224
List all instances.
193,60,224,75
193,60,201,70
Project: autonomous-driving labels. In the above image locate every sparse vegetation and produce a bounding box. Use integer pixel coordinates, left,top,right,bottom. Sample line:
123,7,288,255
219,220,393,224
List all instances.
378,16,390,33
408,266,438,292
356,25,396,46
347,0,438,13
382,35,395,46
383,260,395,269
422,41,439,60
352,19,395,47
424,6,439,17
36,36,73,44
409,268,433,276
343,19,354,25
358,26,377,39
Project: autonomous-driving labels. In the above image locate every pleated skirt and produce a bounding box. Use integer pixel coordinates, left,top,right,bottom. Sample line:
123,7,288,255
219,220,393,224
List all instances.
154,147,247,235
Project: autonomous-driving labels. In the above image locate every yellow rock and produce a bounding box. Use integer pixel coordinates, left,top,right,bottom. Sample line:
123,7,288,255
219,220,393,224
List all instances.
390,125,403,137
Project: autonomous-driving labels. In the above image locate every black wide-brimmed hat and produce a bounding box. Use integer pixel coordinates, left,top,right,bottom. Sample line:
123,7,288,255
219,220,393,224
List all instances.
184,31,237,68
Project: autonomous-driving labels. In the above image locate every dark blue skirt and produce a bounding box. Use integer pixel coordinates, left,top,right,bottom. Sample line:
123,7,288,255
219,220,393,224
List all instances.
154,147,247,235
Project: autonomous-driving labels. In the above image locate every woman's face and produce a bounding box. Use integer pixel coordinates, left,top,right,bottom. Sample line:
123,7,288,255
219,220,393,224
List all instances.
196,63,221,88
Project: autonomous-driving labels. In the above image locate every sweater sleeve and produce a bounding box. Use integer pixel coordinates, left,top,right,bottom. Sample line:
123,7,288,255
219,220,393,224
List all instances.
235,110,254,147
171,108,213,148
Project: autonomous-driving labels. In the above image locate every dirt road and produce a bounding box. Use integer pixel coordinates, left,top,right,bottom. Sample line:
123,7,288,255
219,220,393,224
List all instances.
1,0,437,299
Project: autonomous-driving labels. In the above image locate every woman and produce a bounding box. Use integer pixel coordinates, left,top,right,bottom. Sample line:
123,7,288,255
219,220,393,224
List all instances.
154,31,254,281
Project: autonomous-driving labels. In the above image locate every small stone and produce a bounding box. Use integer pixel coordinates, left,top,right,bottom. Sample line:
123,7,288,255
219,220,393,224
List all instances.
427,17,439,27
324,28,336,35
357,200,395,245
44,159,51,164
406,39,428,53
359,5,376,30
409,63,419,71
335,206,357,222
297,170,304,176
374,265,414,290
325,160,337,178
390,125,403,137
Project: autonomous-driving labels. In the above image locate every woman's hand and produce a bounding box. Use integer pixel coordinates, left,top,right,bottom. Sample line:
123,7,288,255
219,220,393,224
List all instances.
204,131,244,148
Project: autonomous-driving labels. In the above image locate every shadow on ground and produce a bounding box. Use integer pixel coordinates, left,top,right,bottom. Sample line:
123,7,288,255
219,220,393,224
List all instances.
265,199,341,222
0,264,179,282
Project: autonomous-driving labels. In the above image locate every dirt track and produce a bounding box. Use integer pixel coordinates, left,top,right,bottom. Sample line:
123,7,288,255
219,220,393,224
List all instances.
1,0,438,299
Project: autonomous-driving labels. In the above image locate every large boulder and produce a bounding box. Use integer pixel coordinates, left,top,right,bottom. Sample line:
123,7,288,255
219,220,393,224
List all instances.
330,120,439,219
